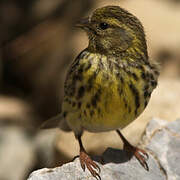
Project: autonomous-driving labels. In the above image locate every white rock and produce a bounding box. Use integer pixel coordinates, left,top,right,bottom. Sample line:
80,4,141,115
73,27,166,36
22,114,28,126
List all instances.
28,118,180,180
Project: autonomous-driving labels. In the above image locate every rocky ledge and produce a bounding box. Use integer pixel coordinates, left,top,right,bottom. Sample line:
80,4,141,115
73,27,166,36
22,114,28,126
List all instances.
28,118,180,180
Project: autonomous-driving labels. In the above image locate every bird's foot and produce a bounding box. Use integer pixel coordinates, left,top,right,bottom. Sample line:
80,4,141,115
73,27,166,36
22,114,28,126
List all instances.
124,143,149,171
80,151,101,180
133,147,149,171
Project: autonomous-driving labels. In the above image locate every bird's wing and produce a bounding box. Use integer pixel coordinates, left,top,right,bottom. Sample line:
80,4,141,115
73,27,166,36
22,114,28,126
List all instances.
40,114,62,129
41,52,88,131
40,113,71,131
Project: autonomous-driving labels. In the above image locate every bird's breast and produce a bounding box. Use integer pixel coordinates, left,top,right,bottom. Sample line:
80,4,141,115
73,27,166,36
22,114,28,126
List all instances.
63,51,156,132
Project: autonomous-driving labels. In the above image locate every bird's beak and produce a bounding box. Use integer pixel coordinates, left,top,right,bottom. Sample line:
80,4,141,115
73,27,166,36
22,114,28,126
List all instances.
75,17,90,29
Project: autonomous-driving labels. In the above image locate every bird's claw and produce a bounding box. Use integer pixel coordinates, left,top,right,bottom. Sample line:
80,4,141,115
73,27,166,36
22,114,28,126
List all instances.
134,147,149,171
123,142,149,171
80,151,101,179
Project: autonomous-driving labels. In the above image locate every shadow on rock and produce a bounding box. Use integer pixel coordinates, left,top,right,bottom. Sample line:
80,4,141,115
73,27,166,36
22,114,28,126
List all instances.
93,147,133,165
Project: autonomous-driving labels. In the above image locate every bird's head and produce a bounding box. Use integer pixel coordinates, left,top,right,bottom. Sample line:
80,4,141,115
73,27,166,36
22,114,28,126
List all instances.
76,6,147,58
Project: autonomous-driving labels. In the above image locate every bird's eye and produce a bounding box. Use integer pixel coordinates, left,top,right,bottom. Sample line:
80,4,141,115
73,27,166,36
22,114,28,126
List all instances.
99,22,109,30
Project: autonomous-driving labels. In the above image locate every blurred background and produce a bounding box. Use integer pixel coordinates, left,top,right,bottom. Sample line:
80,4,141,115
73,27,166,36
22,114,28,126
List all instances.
0,0,180,179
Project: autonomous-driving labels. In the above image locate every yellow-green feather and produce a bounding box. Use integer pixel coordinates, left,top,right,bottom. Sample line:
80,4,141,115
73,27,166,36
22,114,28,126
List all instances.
62,51,157,133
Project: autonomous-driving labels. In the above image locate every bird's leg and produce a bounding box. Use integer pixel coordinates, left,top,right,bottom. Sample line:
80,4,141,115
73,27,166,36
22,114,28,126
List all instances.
116,129,149,171
76,134,101,179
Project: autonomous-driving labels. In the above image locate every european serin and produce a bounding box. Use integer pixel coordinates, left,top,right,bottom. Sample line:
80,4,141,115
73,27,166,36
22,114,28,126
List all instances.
43,5,159,179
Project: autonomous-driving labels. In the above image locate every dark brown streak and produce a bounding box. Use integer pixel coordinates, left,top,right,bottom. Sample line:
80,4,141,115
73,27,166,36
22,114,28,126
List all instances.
77,86,85,98
129,82,140,115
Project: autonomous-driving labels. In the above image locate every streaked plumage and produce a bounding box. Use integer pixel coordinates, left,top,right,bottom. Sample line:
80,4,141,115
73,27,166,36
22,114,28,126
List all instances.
62,49,158,134
43,6,159,179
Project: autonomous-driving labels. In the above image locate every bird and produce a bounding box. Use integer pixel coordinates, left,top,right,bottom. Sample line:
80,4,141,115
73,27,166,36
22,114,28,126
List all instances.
42,5,159,179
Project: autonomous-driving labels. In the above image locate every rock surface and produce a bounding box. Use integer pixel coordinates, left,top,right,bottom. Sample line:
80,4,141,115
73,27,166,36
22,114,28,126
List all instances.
27,118,180,180
145,119,180,180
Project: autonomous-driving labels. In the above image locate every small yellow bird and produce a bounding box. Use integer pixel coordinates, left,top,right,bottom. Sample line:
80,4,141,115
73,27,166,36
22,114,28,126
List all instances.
43,5,159,179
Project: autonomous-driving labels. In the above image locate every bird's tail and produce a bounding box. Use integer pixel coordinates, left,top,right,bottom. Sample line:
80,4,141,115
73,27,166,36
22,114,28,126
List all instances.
40,113,71,131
